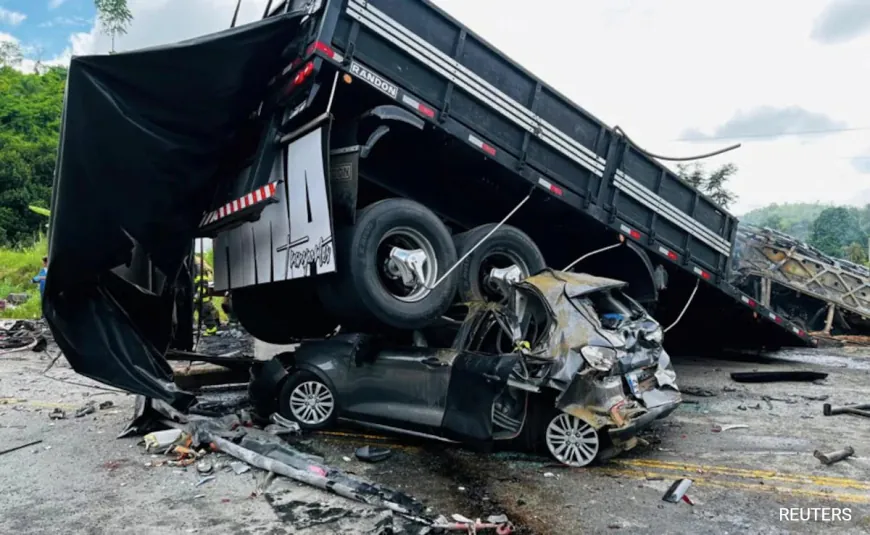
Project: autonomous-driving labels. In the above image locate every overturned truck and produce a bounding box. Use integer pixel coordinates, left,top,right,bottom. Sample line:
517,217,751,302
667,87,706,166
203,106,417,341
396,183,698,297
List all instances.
44,0,809,465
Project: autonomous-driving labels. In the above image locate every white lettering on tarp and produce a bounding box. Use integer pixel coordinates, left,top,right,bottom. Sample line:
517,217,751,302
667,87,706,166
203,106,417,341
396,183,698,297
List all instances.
281,127,336,279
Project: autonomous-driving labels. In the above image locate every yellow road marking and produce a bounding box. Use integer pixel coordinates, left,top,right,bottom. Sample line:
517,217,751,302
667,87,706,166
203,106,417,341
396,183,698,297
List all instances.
316,430,395,441
310,430,870,503
600,467,870,504
618,459,870,491
315,430,423,453
0,398,77,410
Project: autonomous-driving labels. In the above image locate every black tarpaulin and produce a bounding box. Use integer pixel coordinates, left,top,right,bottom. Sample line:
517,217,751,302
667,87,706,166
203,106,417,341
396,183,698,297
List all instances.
45,13,306,408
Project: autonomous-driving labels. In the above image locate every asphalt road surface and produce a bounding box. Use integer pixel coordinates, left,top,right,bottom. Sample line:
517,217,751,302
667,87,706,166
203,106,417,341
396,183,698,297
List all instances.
2,343,869,534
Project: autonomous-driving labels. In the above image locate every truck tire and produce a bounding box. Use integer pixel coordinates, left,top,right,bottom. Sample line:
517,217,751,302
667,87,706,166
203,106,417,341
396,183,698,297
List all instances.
453,224,546,303
319,198,458,330
232,283,338,344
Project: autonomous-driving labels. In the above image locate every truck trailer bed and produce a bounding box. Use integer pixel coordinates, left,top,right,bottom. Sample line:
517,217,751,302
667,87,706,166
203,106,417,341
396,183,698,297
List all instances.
303,0,813,348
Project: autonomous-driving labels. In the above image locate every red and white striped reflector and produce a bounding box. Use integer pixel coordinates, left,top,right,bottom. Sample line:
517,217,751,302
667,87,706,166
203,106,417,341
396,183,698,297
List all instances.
692,266,711,280
401,95,435,118
306,41,344,62
620,224,641,240
658,246,678,261
200,182,277,228
740,295,757,308
469,135,496,156
537,178,563,196
793,326,805,336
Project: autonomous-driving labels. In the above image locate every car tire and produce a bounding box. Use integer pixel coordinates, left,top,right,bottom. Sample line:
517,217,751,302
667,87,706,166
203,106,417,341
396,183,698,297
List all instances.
232,282,338,344
453,224,546,303
318,198,458,330
278,370,338,430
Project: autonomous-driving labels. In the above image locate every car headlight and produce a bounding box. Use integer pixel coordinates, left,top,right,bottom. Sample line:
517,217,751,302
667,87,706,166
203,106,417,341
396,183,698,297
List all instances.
580,345,618,371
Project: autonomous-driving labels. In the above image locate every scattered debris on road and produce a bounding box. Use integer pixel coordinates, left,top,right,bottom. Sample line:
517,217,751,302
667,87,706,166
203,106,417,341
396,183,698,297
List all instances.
0,320,48,355
711,424,749,433
74,401,96,418
823,402,870,418
143,429,187,451
662,479,694,505
681,386,717,397
49,408,65,420
432,513,514,533
813,446,855,465
0,439,43,457
355,445,392,463
229,461,250,475
730,371,828,383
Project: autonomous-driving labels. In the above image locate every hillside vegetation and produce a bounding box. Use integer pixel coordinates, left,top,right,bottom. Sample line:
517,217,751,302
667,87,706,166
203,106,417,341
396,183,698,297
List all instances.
741,203,870,263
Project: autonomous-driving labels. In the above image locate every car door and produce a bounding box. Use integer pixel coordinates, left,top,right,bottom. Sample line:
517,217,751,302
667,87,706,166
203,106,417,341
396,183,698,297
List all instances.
340,347,457,432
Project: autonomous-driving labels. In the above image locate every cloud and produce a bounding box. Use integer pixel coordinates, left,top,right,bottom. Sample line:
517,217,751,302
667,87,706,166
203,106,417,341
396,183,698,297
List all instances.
49,0,68,9
39,16,92,29
0,8,26,26
811,0,870,44
71,0,273,56
852,151,870,174
680,106,848,141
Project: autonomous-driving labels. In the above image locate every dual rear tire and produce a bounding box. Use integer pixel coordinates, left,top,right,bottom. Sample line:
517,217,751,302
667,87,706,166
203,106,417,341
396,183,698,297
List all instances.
233,197,546,340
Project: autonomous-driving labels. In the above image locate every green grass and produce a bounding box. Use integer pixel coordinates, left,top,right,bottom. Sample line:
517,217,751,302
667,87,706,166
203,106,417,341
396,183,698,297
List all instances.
0,236,47,319
0,240,229,323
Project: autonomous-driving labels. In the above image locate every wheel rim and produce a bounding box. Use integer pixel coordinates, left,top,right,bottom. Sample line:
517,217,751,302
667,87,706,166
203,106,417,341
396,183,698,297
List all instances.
377,226,438,303
546,413,599,467
480,252,529,302
288,380,335,425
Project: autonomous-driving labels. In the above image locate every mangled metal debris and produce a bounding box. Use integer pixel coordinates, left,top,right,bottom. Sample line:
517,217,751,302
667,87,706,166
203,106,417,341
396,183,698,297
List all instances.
127,398,510,533
823,402,870,418
813,446,855,465
730,371,828,383
662,478,694,505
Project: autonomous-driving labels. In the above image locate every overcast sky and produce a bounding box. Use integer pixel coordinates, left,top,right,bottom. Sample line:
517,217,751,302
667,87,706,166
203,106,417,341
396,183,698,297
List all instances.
1,0,869,215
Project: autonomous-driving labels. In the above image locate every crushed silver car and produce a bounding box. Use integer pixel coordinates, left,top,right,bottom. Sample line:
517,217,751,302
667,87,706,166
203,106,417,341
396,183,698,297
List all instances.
252,269,681,468
458,269,682,466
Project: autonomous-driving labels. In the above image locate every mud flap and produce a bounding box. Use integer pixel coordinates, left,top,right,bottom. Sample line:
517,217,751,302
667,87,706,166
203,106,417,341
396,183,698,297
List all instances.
440,352,521,442
214,118,337,291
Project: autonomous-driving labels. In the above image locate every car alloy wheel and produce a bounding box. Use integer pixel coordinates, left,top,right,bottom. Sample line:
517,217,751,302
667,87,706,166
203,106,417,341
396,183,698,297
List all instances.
288,380,335,426
545,413,600,467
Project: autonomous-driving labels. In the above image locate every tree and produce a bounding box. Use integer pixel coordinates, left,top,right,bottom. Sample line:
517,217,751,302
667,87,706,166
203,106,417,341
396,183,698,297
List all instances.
0,41,23,68
809,207,865,258
761,213,785,231
94,0,133,53
844,242,868,264
0,66,68,247
676,162,738,209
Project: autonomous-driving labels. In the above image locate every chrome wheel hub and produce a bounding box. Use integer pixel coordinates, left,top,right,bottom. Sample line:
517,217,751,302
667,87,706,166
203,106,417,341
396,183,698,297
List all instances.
289,380,335,425
546,413,599,467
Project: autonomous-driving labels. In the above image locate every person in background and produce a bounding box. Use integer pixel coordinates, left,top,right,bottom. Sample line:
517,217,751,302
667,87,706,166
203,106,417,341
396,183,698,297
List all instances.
193,262,220,336
32,257,48,299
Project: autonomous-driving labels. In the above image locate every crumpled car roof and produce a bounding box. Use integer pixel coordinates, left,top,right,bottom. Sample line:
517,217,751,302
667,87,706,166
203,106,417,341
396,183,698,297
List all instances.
522,270,627,303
